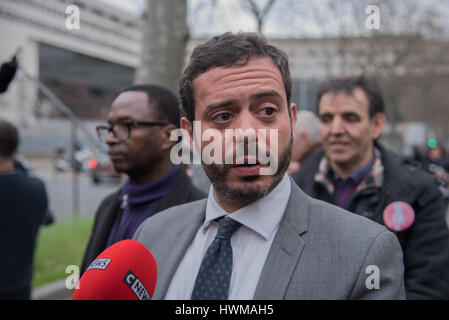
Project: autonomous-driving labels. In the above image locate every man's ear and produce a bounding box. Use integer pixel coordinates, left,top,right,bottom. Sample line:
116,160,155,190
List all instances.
180,116,196,153
370,112,386,140
289,103,298,134
160,124,177,150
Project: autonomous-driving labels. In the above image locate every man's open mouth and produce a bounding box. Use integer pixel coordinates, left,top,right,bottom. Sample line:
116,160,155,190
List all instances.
229,158,266,176
232,157,263,165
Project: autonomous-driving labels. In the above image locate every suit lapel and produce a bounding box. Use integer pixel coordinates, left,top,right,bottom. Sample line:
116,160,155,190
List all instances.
153,201,207,299
253,179,310,299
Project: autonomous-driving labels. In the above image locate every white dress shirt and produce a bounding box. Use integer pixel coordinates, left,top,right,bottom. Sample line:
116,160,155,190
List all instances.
164,174,292,300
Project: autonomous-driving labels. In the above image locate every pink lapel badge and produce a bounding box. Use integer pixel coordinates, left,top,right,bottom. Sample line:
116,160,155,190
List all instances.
383,201,415,232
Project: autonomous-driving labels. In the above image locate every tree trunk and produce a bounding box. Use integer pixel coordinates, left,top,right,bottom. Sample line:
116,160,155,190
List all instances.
134,0,189,96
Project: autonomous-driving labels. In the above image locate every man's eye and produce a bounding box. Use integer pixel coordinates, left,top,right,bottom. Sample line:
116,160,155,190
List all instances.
320,115,332,123
259,107,276,117
213,112,232,122
343,114,360,122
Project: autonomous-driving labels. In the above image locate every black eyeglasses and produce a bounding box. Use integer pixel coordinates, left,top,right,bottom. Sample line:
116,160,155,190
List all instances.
96,120,170,143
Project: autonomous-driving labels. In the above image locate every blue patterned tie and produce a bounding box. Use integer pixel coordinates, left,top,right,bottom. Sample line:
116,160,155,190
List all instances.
191,217,242,300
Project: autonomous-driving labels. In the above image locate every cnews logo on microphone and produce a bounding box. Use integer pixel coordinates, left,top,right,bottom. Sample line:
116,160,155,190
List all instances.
87,258,111,271
123,270,151,300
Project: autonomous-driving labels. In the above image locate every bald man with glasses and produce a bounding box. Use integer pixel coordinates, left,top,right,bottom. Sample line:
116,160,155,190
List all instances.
81,85,205,274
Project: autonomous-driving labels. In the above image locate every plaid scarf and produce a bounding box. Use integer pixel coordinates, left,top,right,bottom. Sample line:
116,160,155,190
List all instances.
314,148,384,195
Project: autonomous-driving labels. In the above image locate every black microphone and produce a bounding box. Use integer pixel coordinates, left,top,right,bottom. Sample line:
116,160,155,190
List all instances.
0,51,19,94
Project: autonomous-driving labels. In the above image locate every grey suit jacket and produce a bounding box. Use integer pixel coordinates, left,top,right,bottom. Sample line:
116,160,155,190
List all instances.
134,178,405,299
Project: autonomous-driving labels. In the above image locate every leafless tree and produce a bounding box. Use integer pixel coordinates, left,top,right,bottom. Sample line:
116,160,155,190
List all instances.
134,0,190,96
239,0,277,33
274,0,449,147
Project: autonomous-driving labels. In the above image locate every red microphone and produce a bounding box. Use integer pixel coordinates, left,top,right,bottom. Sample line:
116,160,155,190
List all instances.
72,240,157,300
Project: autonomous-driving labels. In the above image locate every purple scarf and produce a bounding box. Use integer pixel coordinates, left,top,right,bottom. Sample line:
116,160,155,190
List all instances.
105,165,180,248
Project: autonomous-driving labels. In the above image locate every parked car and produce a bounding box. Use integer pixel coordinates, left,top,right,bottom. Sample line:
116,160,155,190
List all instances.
88,153,121,184
53,145,92,173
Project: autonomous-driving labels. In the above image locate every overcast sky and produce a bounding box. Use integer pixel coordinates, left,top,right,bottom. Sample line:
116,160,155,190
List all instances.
99,0,280,35
99,0,449,38
99,0,145,14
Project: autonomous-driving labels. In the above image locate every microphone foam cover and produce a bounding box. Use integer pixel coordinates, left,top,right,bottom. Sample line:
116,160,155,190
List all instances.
72,240,157,300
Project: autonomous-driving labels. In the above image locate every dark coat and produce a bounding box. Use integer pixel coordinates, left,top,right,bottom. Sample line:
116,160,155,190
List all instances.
0,172,47,299
81,167,206,274
292,143,449,299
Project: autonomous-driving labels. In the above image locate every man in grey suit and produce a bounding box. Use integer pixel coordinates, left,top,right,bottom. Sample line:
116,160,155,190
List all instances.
134,32,405,300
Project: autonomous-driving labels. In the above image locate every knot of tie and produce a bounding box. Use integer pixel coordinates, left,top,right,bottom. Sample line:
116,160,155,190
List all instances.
215,217,242,240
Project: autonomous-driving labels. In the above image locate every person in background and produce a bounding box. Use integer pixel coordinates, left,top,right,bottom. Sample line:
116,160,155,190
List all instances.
13,155,54,226
0,119,48,299
287,110,321,175
292,75,449,299
81,84,205,274
422,144,449,185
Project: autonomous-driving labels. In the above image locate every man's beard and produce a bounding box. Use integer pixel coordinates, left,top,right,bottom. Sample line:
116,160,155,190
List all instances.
202,137,292,204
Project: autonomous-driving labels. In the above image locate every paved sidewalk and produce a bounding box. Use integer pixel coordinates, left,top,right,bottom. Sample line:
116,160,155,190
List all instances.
32,280,74,300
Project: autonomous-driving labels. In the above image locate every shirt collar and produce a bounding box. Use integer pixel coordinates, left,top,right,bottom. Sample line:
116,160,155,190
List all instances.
203,174,292,241
315,148,384,194
333,154,374,184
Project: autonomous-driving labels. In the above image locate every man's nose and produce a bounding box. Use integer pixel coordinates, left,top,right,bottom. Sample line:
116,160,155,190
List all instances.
233,110,258,141
234,108,262,131
105,130,119,146
329,117,345,135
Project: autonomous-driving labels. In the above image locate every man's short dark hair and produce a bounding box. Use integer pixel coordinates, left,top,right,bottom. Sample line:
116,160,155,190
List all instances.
121,84,181,128
179,32,292,122
316,75,385,117
0,119,19,158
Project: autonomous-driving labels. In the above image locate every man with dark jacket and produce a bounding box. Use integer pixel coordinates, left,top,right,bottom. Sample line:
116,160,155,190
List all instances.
292,75,449,299
81,85,205,273
0,119,48,299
